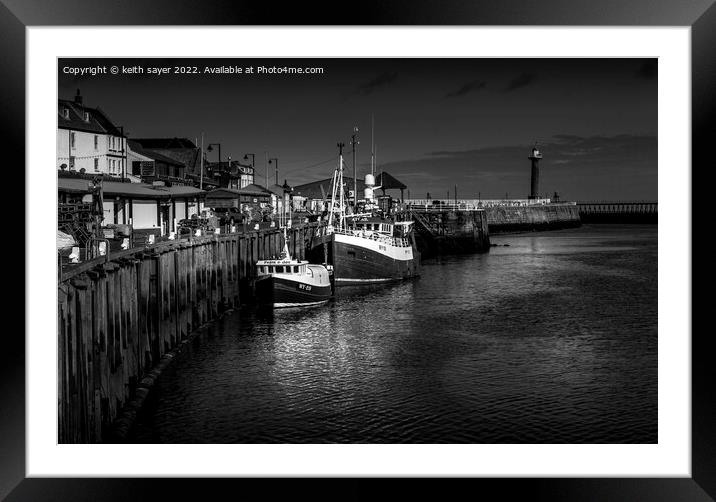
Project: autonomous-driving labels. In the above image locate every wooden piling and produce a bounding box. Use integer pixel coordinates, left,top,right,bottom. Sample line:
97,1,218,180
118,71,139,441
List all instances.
57,224,317,443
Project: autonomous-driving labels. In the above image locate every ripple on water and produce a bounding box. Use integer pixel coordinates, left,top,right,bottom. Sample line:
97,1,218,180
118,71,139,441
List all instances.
131,225,657,443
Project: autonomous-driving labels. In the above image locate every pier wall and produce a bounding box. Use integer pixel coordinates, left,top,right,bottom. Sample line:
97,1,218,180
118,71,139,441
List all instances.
485,203,581,233
410,209,491,257
57,224,319,443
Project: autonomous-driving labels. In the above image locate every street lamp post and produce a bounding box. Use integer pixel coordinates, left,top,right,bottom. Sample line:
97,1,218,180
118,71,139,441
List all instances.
243,153,255,187
207,143,222,178
243,153,255,168
269,158,278,186
282,179,292,227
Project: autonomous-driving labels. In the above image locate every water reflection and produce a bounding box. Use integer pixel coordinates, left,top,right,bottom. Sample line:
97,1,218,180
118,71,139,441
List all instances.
131,225,657,443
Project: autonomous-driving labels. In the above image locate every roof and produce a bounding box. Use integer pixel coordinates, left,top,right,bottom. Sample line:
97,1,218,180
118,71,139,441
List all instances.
127,140,184,166
131,138,197,149
58,99,121,135
58,177,206,199
266,183,291,197
292,176,363,200
375,171,407,190
131,138,203,174
292,172,407,199
205,184,272,198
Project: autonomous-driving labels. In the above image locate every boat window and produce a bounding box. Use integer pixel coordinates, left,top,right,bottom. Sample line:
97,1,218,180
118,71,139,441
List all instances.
293,266,299,273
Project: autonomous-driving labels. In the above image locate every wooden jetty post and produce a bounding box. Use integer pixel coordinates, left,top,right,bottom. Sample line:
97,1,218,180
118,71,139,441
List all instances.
57,223,320,443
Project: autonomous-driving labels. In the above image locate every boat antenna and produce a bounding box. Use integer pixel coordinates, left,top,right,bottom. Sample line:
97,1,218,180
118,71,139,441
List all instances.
371,113,374,178
351,126,359,210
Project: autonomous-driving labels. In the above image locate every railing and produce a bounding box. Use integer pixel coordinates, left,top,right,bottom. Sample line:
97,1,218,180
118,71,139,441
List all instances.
404,199,574,211
328,227,411,248
576,201,657,214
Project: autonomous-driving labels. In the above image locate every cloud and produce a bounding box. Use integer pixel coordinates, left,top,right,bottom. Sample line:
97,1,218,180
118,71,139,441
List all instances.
635,60,657,80
503,73,537,92
445,80,487,98
356,72,398,95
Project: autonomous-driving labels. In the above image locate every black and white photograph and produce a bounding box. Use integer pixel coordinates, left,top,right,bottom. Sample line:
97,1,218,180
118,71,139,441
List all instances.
1,2,707,497
56,57,658,445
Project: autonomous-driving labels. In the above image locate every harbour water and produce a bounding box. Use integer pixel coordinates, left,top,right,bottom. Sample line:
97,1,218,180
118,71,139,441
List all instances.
130,224,657,443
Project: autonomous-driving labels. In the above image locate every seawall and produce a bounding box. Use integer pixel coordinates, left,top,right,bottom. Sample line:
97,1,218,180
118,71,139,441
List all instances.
485,203,581,234
410,209,491,258
57,223,319,443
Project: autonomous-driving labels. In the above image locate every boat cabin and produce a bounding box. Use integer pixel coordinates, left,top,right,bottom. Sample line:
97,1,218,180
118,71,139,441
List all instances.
347,218,414,237
257,260,309,276
256,259,331,283
349,220,393,234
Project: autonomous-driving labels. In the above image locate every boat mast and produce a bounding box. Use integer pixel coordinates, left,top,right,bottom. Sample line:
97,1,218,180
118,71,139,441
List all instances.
327,151,340,229
351,127,358,210
282,226,291,259
337,142,345,231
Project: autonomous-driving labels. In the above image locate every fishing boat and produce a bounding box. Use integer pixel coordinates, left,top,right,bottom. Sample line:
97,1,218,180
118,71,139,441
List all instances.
255,231,333,308
308,141,420,284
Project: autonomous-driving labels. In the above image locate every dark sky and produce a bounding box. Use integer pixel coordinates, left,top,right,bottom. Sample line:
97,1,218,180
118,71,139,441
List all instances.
58,58,657,200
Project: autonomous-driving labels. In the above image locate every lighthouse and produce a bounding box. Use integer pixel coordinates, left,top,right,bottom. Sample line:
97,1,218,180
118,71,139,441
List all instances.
528,144,542,200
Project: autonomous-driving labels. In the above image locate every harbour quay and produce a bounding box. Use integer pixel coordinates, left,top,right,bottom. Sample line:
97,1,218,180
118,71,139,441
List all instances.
58,223,320,443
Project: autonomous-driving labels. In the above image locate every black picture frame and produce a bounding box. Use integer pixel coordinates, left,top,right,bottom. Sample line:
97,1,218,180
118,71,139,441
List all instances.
5,1,709,500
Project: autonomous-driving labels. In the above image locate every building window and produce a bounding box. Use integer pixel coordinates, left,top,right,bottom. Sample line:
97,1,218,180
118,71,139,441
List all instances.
70,132,75,149
94,158,99,171
94,135,98,149
84,112,90,122
63,108,69,119
69,156,75,169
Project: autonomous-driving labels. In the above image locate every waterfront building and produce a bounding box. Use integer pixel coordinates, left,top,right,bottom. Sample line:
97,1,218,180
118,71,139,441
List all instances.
57,89,127,176
204,184,272,209
58,177,206,237
204,160,255,189
131,138,256,190
127,140,187,184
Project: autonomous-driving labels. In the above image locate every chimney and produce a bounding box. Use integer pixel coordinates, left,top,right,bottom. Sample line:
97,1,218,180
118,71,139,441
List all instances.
74,89,83,105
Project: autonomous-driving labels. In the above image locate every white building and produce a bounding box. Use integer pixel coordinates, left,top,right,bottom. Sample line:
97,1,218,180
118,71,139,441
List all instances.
57,89,127,176
58,177,207,237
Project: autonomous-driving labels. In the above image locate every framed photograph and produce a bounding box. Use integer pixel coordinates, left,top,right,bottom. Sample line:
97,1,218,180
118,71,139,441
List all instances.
7,0,709,500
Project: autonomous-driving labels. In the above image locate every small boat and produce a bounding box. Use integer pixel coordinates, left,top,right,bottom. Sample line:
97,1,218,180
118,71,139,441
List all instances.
255,233,333,308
